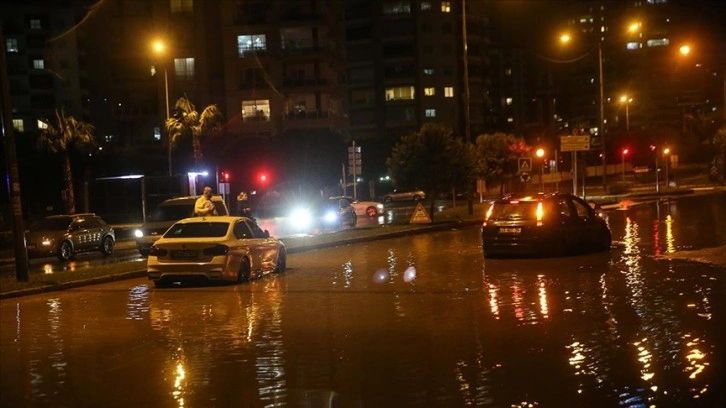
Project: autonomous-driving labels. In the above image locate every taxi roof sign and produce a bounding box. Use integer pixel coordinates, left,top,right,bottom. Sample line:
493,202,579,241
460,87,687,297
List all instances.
410,202,432,224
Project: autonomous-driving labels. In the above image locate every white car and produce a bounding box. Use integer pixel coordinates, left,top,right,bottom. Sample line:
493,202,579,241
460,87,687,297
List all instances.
146,216,286,287
330,196,384,217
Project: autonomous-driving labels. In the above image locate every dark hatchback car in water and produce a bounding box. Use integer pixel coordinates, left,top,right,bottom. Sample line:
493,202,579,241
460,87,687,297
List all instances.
25,213,115,261
481,192,611,258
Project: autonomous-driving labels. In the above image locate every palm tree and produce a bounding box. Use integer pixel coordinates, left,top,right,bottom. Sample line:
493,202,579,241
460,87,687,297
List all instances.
165,96,223,167
37,109,96,214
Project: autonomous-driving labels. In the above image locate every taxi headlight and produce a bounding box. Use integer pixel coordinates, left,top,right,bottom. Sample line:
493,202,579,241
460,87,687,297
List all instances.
134,229,144,238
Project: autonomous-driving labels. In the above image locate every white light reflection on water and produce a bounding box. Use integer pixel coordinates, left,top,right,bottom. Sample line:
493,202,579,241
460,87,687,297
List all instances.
47,297,67,388
125,284,150,321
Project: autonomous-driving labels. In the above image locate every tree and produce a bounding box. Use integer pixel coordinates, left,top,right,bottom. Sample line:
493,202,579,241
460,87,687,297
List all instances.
37,109,96,214
165,96,223,168
386,123,478,220
474,132,531,196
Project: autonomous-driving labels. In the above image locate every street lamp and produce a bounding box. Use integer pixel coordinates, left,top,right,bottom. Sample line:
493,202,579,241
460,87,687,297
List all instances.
663,147,670,190
560,33,606,188
153,40,171,176
619,95,632,131
536,148,545,192
621,148,629,182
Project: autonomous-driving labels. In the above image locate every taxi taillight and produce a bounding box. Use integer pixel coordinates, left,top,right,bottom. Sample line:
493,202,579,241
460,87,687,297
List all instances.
536,202,544,226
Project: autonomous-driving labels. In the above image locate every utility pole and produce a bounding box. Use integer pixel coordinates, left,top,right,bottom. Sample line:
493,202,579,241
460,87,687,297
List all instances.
1,25,29,281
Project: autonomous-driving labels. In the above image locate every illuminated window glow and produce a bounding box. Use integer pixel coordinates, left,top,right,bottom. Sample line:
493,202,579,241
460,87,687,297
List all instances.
444,87,454,97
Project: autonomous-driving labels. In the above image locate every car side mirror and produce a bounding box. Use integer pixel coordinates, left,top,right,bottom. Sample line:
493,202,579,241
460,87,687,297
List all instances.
263,230,270,238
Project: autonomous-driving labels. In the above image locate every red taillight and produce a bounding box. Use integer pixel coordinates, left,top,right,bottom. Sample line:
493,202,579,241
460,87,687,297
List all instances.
482,204,495,227
148,246,167,257
203,244,229,256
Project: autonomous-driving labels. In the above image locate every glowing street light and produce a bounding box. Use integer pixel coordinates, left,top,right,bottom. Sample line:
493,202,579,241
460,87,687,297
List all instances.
663,147,671,190
152,40,171,176
620,95,633,131
536,148,545,192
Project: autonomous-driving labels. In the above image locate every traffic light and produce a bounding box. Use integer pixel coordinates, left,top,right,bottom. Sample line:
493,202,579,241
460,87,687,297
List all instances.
258,172,268,185
220,170,230,183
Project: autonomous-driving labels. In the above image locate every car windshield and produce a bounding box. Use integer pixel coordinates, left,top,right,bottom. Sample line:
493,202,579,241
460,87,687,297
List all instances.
150,204,192,221
31,217,72,231
164,222,229,238
489,201,541,220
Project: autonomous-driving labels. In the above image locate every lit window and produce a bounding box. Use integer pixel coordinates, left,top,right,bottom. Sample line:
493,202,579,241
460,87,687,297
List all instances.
104,134,114,143
29,19,41,30
507,117,514,123
237,34,267,57
505,97,513,106
37,120,48,129
12,119,24,132
441,1,451,12
174,58,195,80
5,38,18,53
505,68,512,76
444,87,454,97
421,1,431,10
154,127,161,141
647,38,669,47
385,86,415,101
170,0,193,14
425,108,436,117
423,68,434,75
241,99,271,122
33,59,45,70
424,87,435,96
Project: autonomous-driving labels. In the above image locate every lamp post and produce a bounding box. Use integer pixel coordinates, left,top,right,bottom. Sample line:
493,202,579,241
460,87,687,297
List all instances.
619,95,632,131
663,147,670,190
560,33,606,188
536,148,545,192
153,40,171,176
621,148,628,182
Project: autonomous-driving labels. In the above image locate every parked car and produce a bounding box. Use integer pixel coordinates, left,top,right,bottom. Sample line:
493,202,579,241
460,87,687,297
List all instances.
134,195,229,256
481,192,611,258
330,196,384,217
25,213,115,261
382,189,426,203
289,197,357,233
147,216,286,287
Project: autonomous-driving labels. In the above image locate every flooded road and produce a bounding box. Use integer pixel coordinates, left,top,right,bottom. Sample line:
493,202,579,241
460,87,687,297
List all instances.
1,193,724,407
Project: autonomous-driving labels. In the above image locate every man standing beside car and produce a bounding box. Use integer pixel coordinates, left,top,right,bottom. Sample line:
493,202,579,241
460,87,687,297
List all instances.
194,186,218,216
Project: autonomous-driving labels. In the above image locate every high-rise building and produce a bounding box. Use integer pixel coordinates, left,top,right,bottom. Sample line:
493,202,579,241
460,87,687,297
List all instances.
343,0,492,177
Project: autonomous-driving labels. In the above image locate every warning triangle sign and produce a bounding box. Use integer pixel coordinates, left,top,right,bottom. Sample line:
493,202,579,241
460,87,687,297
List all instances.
410,203,432,224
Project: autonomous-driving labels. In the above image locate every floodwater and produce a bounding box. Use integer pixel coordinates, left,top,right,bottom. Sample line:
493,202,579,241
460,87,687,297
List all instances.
1,192,724,407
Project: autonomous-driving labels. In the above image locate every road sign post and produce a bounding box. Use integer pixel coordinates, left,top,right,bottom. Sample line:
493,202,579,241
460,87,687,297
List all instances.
348,142,362,199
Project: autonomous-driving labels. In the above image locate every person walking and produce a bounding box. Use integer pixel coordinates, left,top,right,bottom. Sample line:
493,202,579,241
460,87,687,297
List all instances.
194,186,218,216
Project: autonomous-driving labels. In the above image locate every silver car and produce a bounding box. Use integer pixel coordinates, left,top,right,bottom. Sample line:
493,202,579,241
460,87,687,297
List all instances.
25,213,115,261
382,189,426,203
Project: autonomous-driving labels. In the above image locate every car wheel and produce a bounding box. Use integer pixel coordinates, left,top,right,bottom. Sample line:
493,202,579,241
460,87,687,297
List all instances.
100,236,114,256
365,206,377,217
153,280,172,288
274,248,287,274
237,257,252,283
384,196,393,203
57,241,73,262
599,228,612,251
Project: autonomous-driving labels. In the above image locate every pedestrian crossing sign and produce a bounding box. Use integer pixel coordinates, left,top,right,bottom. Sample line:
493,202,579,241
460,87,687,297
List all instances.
518,157,532,173
410,203,432,224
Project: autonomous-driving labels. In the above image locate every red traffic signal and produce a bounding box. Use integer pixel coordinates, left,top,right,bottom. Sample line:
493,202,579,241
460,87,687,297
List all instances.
258,172,268,185
220,170,230,183
622,148,629,155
